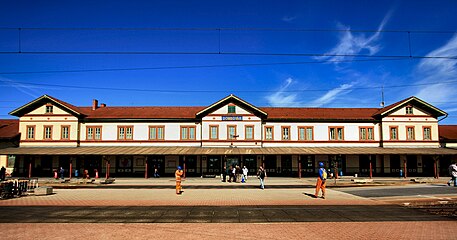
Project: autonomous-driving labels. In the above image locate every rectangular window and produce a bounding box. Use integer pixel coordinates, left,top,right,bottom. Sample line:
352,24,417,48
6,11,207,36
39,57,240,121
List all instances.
406,126,415,140
228,105,236,113
87,126,102,140
118,126,133,140
26,125,35,139
282,126,290,140
61,126,70,140
265,126,273,140
228,125,237,139
390,126,398,140
189,127,195,140
329,127,344,141
95,128,101,140
45,105,53,114
210,126,218,140
118,127,125,139
7,155,15,168
181,126,196,140
298,127,313,140
406,106,413,115
423,127,431,140
44,126,52,139
126,127,133,139
359,127,374,140
149,126,164,140
245,126,253,139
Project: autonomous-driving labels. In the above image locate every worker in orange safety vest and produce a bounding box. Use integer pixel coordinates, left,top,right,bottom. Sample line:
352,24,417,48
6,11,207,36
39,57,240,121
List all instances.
175,166,184,194
314,162,327,199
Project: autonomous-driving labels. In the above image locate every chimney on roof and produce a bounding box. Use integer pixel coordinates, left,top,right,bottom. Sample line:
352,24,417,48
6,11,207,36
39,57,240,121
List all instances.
100,103,106,108
92,99,98,110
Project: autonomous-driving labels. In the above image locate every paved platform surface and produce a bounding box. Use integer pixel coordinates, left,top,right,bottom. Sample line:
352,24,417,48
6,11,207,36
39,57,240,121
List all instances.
0,205,450,223
34,176,446,189
1,178,457,240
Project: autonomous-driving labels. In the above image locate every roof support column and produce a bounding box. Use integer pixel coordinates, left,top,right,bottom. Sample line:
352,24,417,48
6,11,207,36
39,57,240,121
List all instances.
298,155,302,179
433,156,439,179
144,156,148,179
69,160,72,180
369,155,373,179
183,156,186,179
28,161,32,178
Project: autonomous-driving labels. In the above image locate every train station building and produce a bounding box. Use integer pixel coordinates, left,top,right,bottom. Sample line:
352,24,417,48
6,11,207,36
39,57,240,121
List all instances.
0,94,456,178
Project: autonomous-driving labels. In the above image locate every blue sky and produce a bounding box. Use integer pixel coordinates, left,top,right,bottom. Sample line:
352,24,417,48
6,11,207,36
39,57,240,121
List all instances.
0,0,456,123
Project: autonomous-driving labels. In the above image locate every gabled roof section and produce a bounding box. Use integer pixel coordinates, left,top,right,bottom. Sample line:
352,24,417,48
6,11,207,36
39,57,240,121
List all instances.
439,125,457,142
0,119,19,139
9,95,85,117
373,96,447,118
196,94,268,118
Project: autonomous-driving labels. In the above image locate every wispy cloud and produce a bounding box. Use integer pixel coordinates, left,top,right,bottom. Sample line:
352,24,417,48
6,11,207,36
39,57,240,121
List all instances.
282,15,298,23
445,107,457,113
308,83,354,107
316,10,393,63
0,77,41,98
414,33,457,103
266,78,302,107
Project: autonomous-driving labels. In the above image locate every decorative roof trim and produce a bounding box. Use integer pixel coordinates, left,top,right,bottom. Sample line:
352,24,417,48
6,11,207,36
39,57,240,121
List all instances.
196,94,268,118
374,96,446,117
9,95,83,117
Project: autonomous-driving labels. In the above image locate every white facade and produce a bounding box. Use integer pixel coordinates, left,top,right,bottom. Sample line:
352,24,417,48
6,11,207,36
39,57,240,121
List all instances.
6,94,456,178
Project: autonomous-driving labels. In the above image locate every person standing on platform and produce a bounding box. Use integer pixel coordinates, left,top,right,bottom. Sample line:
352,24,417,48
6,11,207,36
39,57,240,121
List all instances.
314,162,327,199
257,166,266,190
175,166,184,194
154,165,160,178
448,161,457,187
242,166,248,183
222,166,227,182
0,166,6,181
59,167,65,180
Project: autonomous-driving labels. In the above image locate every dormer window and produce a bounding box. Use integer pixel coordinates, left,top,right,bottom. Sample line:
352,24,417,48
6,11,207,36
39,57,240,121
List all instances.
406,106,413,115
45,105,53,114
228,105,236,114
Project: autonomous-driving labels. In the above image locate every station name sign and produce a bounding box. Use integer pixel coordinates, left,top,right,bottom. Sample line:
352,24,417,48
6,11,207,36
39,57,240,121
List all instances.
222,116,243,121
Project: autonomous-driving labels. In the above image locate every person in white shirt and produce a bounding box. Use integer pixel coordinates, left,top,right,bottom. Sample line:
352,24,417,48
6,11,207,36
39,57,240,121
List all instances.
448,162,457,187
242,166,248,183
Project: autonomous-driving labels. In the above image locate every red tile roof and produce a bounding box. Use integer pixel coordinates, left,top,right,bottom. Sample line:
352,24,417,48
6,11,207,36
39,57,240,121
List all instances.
8,95,444,121
83,106,206,119
79,106,379,120
439,125,457,141
0,119,19,139
261,107,379,120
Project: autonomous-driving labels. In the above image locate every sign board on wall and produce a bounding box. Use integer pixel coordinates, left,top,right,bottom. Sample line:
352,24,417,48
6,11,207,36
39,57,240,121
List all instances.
222,116,243,121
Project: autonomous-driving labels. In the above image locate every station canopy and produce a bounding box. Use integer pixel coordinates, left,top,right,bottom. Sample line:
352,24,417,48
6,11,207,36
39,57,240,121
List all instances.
0,146,456,156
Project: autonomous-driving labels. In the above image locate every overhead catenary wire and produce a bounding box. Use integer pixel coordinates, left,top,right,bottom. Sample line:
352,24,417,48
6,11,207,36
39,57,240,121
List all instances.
0,51,456,60
0,27,456,34
0,58,408,75
2,79,457,94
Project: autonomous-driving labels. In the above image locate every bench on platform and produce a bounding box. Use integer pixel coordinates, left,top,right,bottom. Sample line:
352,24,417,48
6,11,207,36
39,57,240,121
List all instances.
34,186,53,196
351,178,373,184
